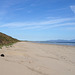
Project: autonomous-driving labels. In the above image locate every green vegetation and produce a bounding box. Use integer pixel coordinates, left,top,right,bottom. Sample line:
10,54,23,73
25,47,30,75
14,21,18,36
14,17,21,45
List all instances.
0,32,20,49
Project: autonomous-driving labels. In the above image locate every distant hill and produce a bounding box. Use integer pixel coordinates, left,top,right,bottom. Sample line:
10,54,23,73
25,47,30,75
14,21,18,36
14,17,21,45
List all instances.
47,39,75,43
0,32,19,46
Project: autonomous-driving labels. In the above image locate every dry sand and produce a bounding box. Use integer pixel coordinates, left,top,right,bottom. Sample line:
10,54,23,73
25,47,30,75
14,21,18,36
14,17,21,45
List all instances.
0,42,75,75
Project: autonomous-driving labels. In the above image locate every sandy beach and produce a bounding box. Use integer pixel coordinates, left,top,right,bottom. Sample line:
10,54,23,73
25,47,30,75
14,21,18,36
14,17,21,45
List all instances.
0,42,75,75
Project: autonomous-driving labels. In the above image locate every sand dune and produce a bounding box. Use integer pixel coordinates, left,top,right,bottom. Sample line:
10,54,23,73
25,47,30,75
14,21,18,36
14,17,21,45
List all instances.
0,42,75,75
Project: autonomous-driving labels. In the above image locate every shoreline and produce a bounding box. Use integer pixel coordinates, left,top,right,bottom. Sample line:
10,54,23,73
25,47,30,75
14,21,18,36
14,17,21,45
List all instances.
28,41,75,47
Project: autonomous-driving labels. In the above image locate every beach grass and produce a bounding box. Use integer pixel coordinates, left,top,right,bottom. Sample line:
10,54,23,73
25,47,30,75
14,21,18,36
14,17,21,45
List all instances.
0,32,19,49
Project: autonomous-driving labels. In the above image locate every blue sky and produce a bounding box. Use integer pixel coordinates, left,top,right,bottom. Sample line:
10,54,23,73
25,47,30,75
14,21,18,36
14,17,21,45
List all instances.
0,0,75,41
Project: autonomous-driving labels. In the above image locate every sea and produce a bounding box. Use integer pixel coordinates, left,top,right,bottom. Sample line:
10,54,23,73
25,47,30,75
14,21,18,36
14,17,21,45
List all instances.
33,41,75,46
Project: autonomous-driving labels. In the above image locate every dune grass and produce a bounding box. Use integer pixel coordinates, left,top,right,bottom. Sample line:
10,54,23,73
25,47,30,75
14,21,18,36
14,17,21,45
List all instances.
0,32,20,49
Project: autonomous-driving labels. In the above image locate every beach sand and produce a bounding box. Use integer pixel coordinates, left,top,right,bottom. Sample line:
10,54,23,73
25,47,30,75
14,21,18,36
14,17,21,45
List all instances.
0,42,75,75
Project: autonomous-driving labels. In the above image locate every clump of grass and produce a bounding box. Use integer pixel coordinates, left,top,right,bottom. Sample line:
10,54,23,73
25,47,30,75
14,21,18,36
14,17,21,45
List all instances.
4,43,14,48
0,45,2,49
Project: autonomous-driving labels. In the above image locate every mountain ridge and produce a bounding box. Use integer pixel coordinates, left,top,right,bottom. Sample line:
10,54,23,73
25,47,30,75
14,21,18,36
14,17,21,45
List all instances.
47,39,75,42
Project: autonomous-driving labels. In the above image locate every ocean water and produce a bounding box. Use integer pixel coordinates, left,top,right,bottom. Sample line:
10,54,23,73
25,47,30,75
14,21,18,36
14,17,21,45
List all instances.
34,42,75,46
45,42,75,46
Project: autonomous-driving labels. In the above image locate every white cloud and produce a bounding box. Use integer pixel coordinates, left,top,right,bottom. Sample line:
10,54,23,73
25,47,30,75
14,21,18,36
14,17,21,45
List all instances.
46,17,60,19
65,27,75,30
0,17,75,30
0,0,28,13
41,23,75,29
48,7,68,12
2,0,27,8
21,26,42,30
70,5,75,14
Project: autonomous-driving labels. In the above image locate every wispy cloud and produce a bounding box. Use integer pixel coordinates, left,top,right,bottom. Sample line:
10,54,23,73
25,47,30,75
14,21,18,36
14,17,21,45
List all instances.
0,0,28,15
21,26,42,30
46,17,60,19
65,27,75,30
2,0,27,8
48,7,68,12
70,5,75,14
0,17,75,30
41,23,75,29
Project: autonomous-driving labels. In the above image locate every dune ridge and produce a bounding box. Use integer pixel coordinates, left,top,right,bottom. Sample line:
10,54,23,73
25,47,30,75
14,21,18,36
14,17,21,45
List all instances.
0,32,19,48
